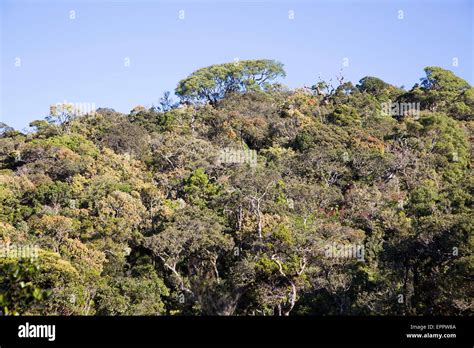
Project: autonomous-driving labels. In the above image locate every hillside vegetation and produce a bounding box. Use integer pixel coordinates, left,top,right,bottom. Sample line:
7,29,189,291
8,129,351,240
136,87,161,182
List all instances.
0,60,472,315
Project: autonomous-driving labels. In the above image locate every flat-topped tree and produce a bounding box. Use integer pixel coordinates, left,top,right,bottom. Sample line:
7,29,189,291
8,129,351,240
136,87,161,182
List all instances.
175,59,285,105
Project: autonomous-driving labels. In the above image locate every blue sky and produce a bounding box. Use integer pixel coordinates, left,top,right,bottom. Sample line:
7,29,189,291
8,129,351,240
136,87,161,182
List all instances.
1,0,473,130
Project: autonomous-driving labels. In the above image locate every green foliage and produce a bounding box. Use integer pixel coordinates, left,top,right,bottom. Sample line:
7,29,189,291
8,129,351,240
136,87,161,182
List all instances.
328,105,361,127
0,258,51,315
176,59,285,105
30,134,99,158
0,63,471,316
96,265,169,315
182,168,220,208
401,66,473,120
357,76,403,101
34,181,72,207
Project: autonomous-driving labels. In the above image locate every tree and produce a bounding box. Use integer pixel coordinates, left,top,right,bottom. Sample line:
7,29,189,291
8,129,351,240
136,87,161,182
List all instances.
402,67,472,118
356,76,404,102
176,59,285,105
144,206,234,314
95,264,169,315
0,259,51,315
46,103,78,134
0,122,15,136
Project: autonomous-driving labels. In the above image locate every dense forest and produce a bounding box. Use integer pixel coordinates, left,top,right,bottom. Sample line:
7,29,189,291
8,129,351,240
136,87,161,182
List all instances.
0,60,472,316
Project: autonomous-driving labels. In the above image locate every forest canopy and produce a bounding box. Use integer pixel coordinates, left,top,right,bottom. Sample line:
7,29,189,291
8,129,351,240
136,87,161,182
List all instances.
0,60,472,316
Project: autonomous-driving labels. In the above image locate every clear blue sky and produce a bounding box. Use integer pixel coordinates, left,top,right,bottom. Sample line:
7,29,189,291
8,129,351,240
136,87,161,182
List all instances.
1,0,473,130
